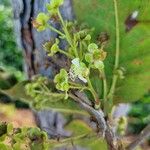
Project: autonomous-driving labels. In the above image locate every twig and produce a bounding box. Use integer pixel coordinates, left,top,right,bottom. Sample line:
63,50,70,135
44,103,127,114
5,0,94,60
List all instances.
69,93,117,150
126,124,150,150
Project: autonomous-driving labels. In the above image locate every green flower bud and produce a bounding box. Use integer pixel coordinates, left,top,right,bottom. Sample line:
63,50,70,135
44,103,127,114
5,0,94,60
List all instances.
44,39,60,56
46,0,64,15
54,69,69,92
33,13,49,32
88,43,98,53
94,60,104,70
85,53,93,63
84,34,91,41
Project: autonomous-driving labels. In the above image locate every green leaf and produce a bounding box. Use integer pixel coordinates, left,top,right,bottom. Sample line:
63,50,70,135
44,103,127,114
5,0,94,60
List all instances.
7,123,13,135
0,123,7,137
74,0,150,103
0,81,32,103
39,98,88,116
65,120,92,136
0,143,12,150
63,120,107,150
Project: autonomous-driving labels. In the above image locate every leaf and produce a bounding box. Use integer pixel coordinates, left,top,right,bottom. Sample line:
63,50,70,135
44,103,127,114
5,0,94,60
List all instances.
74,0,150,103
0,123,7,137
0,81,32,103
39,98,88,116
0,143,12,150
7,124,13,135
65,120,92,135
0,71,17,89
52,120,108,150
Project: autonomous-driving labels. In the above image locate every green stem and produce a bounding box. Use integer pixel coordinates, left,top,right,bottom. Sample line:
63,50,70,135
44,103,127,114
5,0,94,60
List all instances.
57,10,79,58
33,90,65,97
41,83,50,92
70,86,89,91
108,0,120,100
87,77,100,107
50,108,89,116
101,69,107,102
47,24,65,37
114,0,120,69
58,49,74,58
79,42,83,60
52,133,91,147
69,81,89,90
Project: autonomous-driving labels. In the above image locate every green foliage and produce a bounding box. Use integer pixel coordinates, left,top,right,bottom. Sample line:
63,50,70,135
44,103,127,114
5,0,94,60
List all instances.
0,123,49,150
0,2,22,70
73,0,150,104
49,120,107,150
0,121,108,150
128,94,150,134
0,67,25,90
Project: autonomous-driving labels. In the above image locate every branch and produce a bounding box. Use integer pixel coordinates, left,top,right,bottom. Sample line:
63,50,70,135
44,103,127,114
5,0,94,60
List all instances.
126,124,150,150
69,93,117,150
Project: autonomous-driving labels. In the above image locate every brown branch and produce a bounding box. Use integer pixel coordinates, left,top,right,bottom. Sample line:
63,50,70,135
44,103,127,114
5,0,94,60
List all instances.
126,124,150,150
69,93,118,150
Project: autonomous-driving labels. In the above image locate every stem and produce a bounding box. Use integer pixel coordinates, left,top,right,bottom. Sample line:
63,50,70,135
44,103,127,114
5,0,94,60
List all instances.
101,69,108,102
113,0,120,70
108,0,120,100
47,24,65,37
41,83,50,92
57,10,79,58
70,86,88,90
108,75,118,99
50,108,89,116
60,133,88,143
33,90,65,97
58,49,74,58
87,77,100,107
69,81,89,91
79,42,83,59
52,133,90,147
68,81,83,86
69,93,117,150
126,124,150,150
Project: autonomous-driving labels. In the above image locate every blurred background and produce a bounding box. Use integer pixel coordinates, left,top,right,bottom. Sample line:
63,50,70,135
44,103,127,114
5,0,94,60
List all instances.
0,0,149,149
